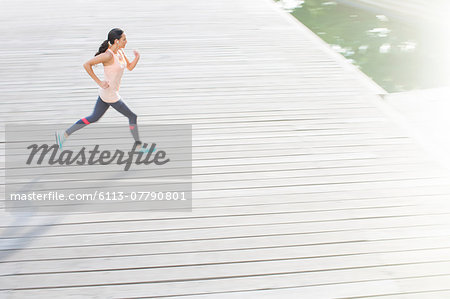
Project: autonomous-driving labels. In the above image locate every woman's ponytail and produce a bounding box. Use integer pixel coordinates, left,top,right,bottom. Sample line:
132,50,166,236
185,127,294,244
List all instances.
95,39,109,56
94,28,124,56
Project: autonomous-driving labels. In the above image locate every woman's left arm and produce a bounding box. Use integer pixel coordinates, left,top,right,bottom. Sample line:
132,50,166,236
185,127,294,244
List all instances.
120,49,140,71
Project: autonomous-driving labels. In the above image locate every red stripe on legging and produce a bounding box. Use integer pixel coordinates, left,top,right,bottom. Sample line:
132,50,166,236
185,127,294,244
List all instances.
81,118,90,124
129,125,135,130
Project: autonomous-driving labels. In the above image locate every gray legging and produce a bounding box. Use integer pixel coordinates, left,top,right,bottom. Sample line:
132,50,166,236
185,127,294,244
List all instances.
66,96,140,144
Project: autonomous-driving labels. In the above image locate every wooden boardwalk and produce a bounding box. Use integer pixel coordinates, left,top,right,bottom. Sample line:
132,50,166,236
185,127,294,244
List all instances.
1,0,450,297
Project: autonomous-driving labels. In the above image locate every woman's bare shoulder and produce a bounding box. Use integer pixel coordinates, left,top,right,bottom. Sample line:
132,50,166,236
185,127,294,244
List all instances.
100,50,114,65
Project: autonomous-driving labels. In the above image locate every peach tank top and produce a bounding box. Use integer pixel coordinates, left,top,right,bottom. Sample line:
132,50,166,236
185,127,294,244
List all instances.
98,48,126,103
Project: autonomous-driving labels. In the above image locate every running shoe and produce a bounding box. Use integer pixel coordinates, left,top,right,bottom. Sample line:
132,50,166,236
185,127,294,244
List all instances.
137,142,155,153
139,146,155,153
55,131,67,149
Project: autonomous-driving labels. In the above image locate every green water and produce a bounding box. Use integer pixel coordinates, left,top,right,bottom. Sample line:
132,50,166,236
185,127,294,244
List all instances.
277,0,450,92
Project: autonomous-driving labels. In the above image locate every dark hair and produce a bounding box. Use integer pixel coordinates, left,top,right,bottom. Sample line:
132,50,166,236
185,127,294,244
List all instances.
95,28,124,56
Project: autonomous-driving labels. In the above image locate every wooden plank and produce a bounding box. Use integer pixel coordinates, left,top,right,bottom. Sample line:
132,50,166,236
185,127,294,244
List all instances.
2,215,450,251
2,250,450,289
2,238,450,275
1,265,450,298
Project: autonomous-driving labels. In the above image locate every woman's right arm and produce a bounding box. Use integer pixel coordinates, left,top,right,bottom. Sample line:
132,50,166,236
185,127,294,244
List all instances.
83,52,112,89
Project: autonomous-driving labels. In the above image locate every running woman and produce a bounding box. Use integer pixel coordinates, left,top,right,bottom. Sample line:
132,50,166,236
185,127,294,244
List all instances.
56,28,148,152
